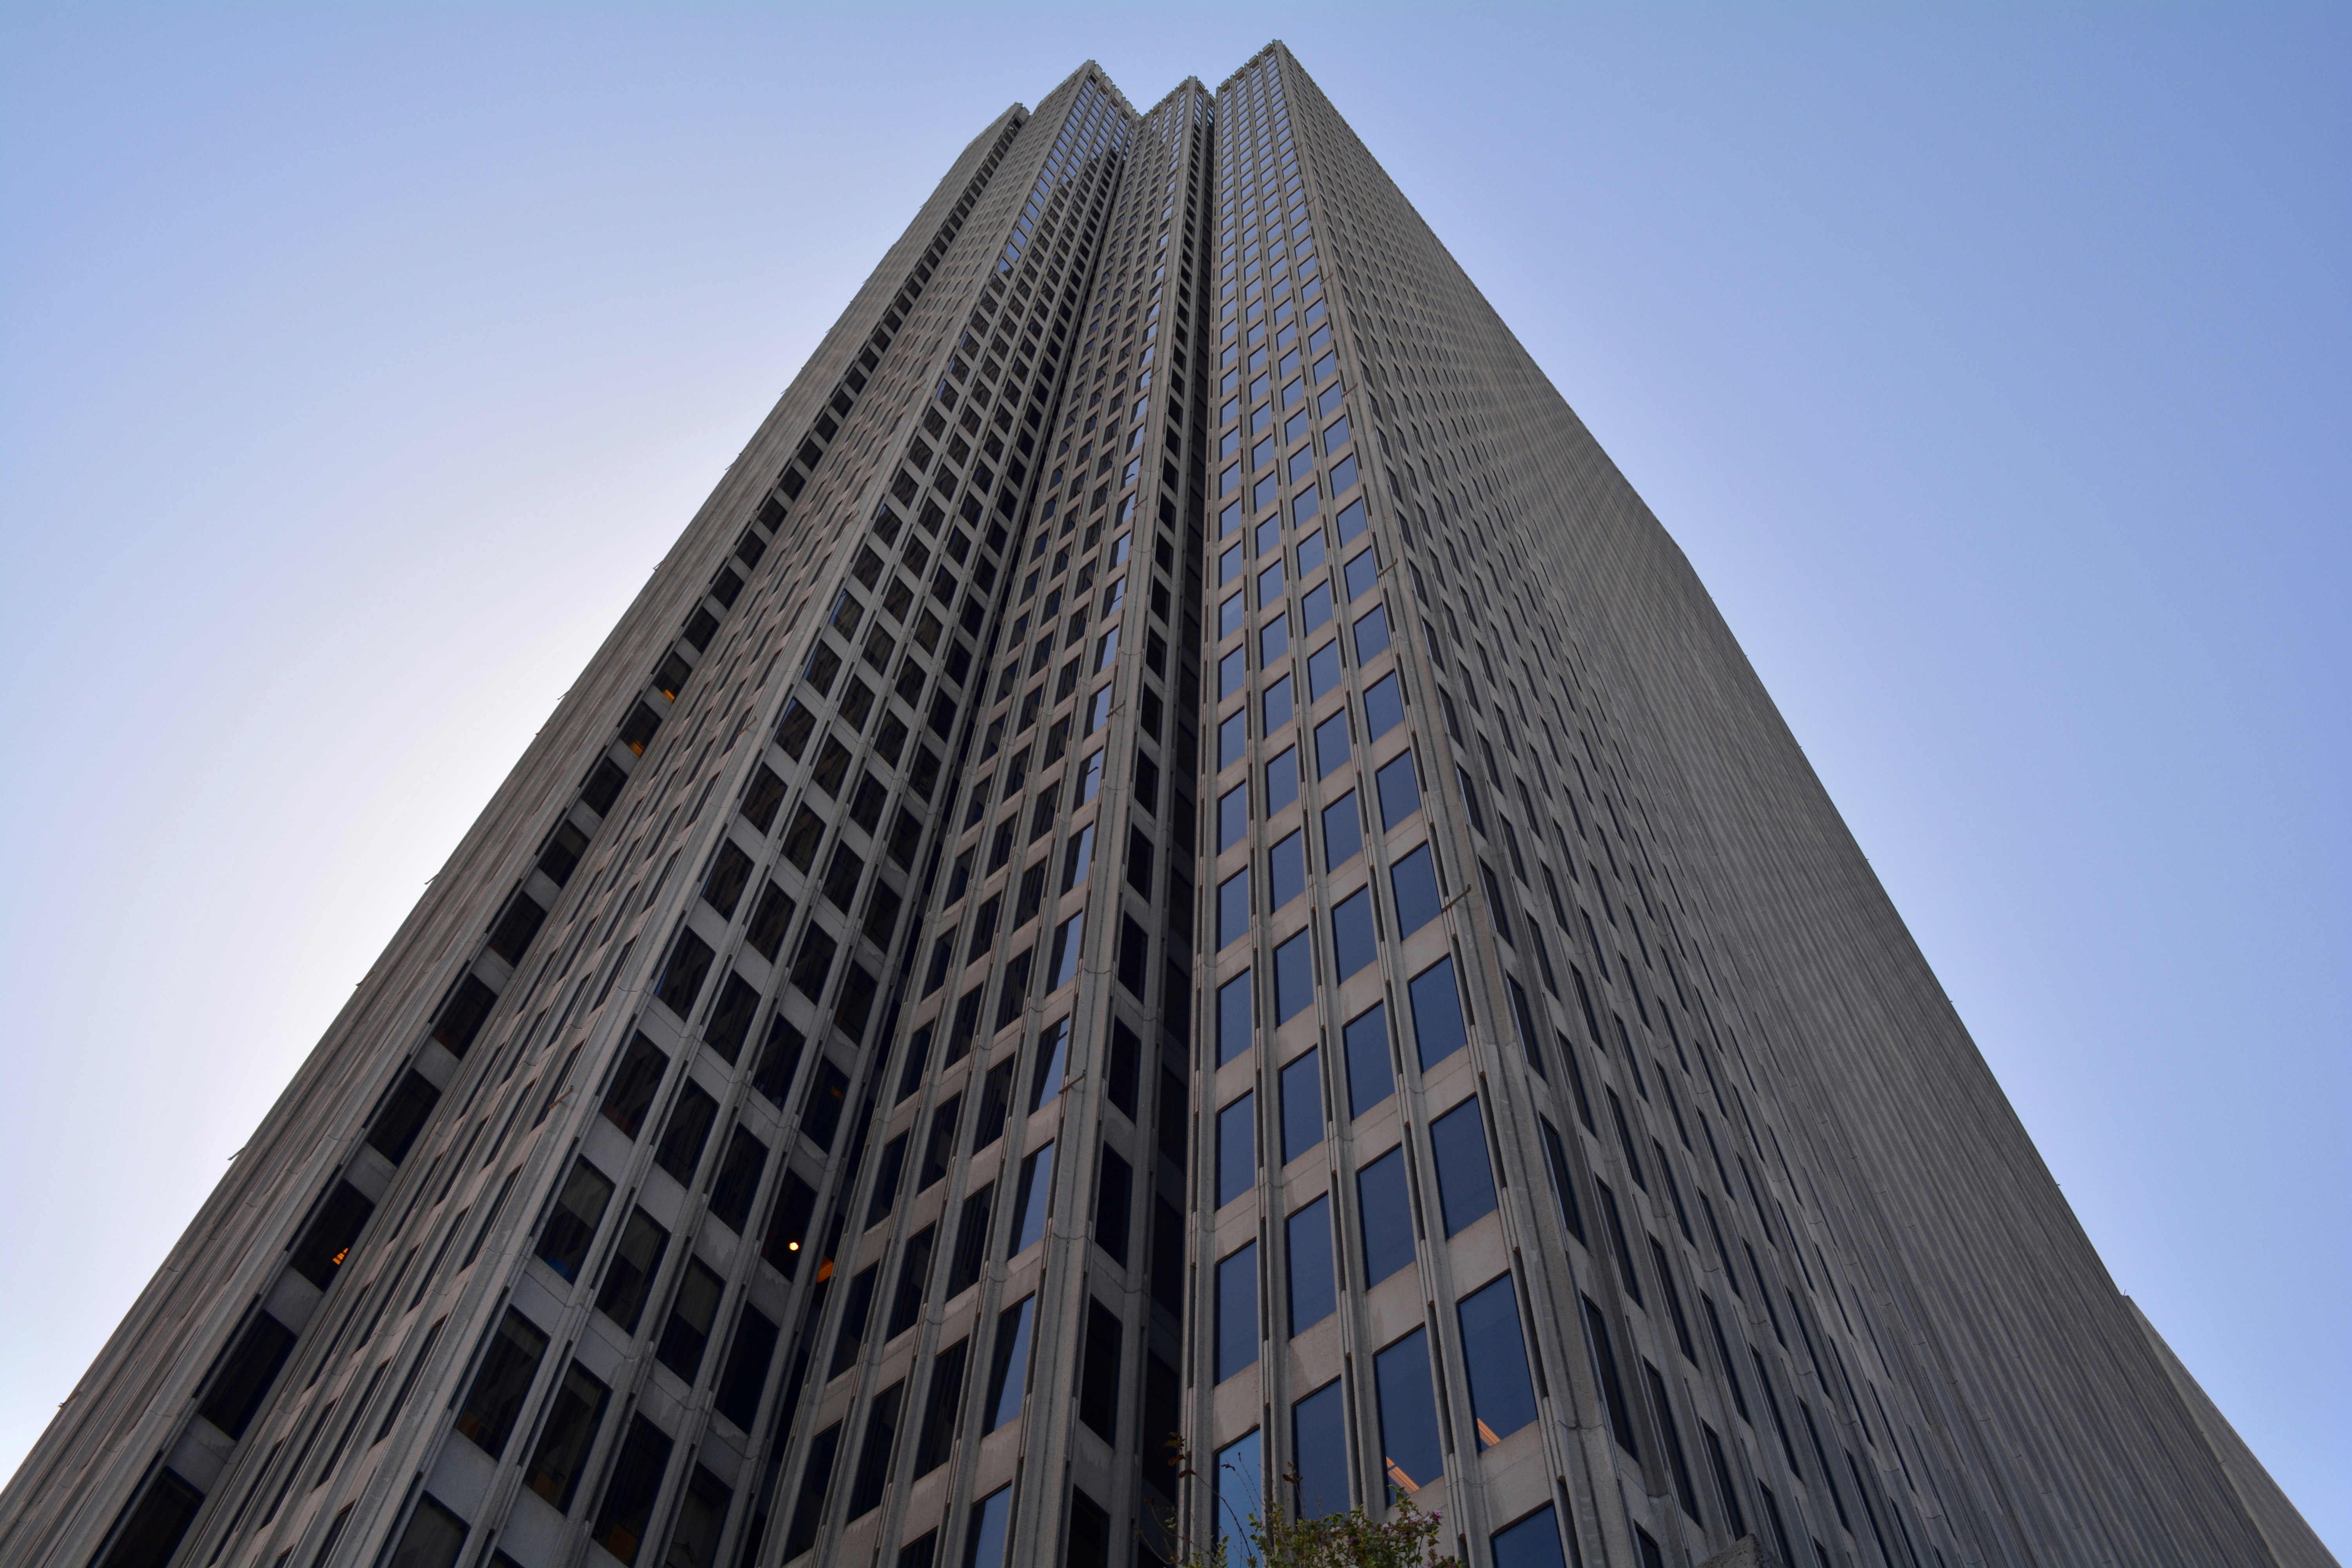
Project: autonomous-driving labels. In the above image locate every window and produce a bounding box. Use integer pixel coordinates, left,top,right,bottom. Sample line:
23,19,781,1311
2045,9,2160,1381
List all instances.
1267,745,1299,811
913,1337,969,1476
1216,1243,1259,1380
1343,1003,1393,1118
600,1034,669,1139
1078,1298,1123,1439
537,1159,614,1282
1357,1147,1416,1285
1364,673,1404,739
663,1467,733,1568
654,1084,719,1182
1286,1196,1336,1335
1327,886,1378,982
1429,1097,1497,1234
1490,1506,1569,1568
1218,972,1253,1064
985,1296,1036,1430
1321,791,1362,868
967,1487,1015,1568
656,1260,724,1380
714,1306,779,1430
1093,1147,1132,1264
1215,1431,1263,1568
595,1209,670,1333
1009,1142,1054,1252
1582,1296,1641,1457
1313,711,1350,777
1457,1274,1539,1445
1376,750,1420,826
1292,1380,1350,1519
1274,930,1314,1021
701,1128,767,1241
456,1309,548,1460
1269,829,1306,907
592,1414,676,1565
523,1360,610,1510
1373,1327,1443,1495
1407,956,1468,1069
1279,1050,1322,1162
1217,867,1252,947
1218,1094,1256,1207
1307,639,1341,700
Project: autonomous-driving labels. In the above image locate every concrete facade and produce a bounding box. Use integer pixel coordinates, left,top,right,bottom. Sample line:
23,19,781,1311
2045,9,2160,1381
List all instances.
1,42,2330,1568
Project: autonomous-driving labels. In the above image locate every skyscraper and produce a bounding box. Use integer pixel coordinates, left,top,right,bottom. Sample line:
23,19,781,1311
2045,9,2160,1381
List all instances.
2,38,2331,1568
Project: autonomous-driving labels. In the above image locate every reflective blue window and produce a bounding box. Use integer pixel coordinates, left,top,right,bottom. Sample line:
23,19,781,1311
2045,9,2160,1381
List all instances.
1373,1327,1444,1496
1216,1244,1259,1381
1218,1093,1256,1207
1280,1049,1322,1163
1343,1004,1393,1118
1430,1096,1497,1235
1286,1197,1337,1336
1390,845,1442,937
1458,1273,1540,1445
1357,1147,1416,1284
1376,750,1420,826
1408,956,1469,1070
1292,1380,1350,1519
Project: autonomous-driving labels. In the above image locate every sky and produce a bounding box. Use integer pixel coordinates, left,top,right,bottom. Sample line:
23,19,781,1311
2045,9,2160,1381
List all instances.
0,1,2343,1552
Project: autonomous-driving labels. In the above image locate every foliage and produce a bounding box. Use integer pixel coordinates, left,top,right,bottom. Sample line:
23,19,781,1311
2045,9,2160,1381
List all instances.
1165,1451,1459,1568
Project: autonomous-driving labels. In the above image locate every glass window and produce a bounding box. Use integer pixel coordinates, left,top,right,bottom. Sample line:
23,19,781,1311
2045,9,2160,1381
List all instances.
456,1309,548,1460
1363,673,1404,739
1220,592,1245,637
1307,639,1343,700
1256,514,1282,557
1291,1380,1350,1519
1008,1143,1054,1253
1286,1196,1337,1335
524,1359,611,1511
1376,751,1420,827
1263,673,1294,733
1343,1003,1394,1118
1219,782,1250,850
1213,1430,1263,1568
1429,1096,1497,1235
1257,559,1285,604
1458,1274,1540,1445
1275,931,1314,1022
1354,605,1390,661
1218,972,1254,1064
1266,746,1299,811
538,1158,615,1283
1322,791,1362,869
1218,1094,1256,1207
1374,1327,1444,1497
1357,1147,1416,1284
1301,581,1332,632
1296,528,1327,576
1409,956,1469,1069
1218,868,1251,948
1219,647,1246,698
1491,1505,1569,1568
1269,830,1306,908
969,1495,1016,1568
1260,612,1290,663
984,1297,1035,1430
1219,709,1248,769
1280,1049,1323,1162
1314,713,1350,778
1390,845,1441,937
1217,1243,1259,1381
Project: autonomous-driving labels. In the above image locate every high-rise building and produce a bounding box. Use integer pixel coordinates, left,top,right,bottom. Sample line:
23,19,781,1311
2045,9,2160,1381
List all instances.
2,42,2331,1568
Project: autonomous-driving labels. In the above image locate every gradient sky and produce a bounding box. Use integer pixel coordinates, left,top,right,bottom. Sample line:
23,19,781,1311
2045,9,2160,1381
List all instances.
1,2,2343,1550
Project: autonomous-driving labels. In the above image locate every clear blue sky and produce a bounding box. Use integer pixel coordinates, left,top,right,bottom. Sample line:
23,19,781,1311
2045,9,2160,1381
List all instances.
1,2,2343,1550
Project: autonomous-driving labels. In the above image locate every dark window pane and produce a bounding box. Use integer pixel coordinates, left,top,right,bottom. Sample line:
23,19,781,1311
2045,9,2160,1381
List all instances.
1408,956,1469,1069
1343,1003,1394,1119
1374,1327,1444,1496
1321,791,1362,869
1430,1097,1498,1235
1286,1196,1337,1336
1357,1148,1416,1285
1458,1274,1540,1445
1330,888,1378,980
1009,1142,1054,1252
524,1360,612,1512
1078,1299,1123,1439
1390,845,1441,936
713,1306,779,1431
594,1209,670,1334
655,1260,724,1381
1269,829,1306,907
1279,1049,1323,1163
1274,931,1314,1021
661,1467,732,1568
1216,1243,1259,1381
1491,1505,1569,1568
537,1159,615,1283
455,1310,549,1460
653,1085,719,1183
1218,972,1254,1064
1218,1094,1256,1207
1292,1379,1350,1519
1376,751,1420,827
600,1034,670,1140
985,1296,1036,1430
